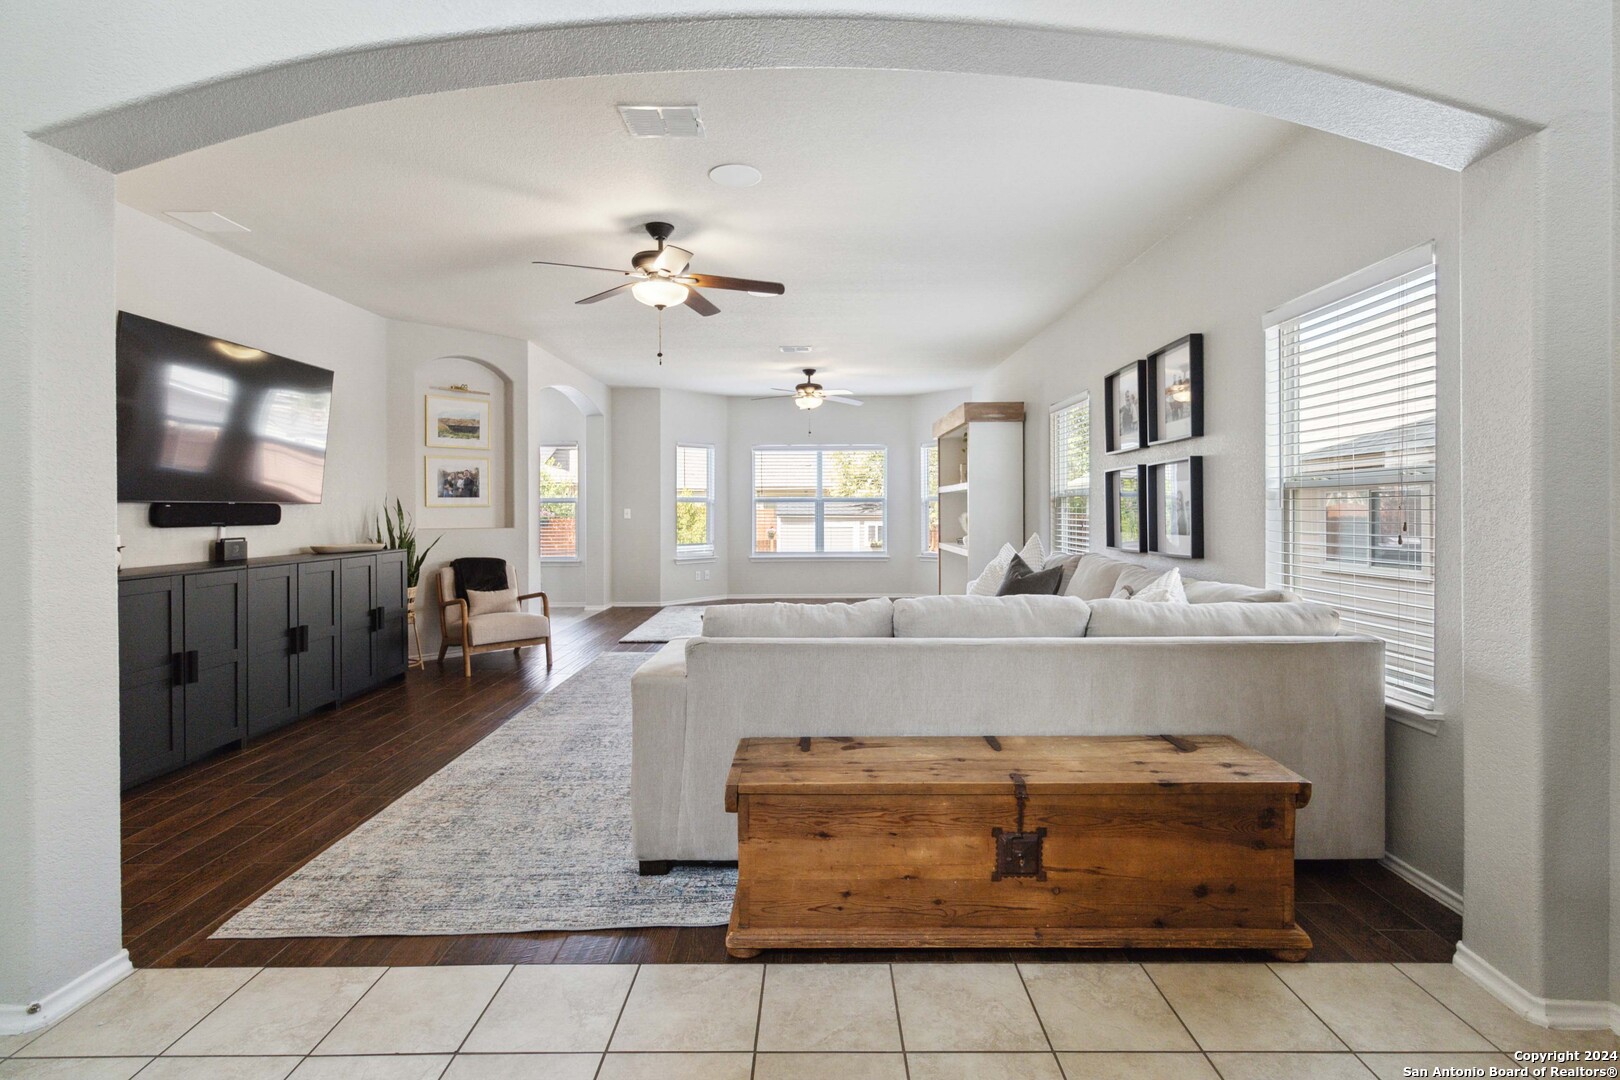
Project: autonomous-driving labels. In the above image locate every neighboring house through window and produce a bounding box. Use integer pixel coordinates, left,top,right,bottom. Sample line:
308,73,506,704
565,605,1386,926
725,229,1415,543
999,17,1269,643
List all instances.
1265,245,1438,711
538,443,580,560
921,442,939,555
675,444,715,559
754,446,887,556
1049,394,1091,553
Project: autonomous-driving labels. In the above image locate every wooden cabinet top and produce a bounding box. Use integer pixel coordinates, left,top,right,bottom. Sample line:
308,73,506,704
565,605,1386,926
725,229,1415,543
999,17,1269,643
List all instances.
725,734,1309,808
932,401,1025,439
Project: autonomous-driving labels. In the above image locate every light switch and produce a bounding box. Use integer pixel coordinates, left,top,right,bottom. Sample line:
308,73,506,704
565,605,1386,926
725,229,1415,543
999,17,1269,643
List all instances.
623,508,632,519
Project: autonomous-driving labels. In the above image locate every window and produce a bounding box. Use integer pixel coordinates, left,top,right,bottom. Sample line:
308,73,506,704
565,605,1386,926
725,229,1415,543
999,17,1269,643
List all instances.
754,446,887,556
921,443,939,555
1265,246,1437,710
538,444,580,560
675,444,715,559
1049,394,1091,553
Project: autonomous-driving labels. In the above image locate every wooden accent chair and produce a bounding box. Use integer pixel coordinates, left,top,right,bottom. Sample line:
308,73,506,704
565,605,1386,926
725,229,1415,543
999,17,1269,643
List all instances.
434,560,551,677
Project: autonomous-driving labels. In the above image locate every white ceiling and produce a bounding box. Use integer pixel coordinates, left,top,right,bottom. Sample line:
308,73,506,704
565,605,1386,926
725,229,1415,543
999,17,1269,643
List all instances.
117,67,1296,397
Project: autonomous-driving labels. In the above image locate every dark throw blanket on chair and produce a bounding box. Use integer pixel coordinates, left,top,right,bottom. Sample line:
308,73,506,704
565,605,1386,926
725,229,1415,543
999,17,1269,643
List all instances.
451,557,508,599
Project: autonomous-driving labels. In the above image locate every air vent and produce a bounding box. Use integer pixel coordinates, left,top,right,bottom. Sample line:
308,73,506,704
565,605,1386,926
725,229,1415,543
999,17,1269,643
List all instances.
618,105,704,138
779,346,814,354
164,211,250,233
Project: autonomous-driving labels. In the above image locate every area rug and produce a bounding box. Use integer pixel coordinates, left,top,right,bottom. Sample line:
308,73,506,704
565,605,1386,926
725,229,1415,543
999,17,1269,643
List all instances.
619,605,706,643
214,653,735,937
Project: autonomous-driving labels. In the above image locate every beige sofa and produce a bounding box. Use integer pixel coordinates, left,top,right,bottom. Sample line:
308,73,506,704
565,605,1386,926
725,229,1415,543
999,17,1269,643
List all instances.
631,558,1386,866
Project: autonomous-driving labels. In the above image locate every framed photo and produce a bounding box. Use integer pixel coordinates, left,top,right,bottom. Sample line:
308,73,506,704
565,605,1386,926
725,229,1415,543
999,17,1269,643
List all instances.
1147,334,1204,445
425,456,490,507
1104,360,1147,454
1148,456,1204,559
1105,465,1148,553
425,393,491,450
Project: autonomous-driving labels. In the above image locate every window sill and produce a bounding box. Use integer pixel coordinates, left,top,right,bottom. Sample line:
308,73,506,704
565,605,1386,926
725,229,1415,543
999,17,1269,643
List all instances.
751,553,890,562
675,551,716,563
1386,702,1443,735
540,557,583,565
919,552,938,560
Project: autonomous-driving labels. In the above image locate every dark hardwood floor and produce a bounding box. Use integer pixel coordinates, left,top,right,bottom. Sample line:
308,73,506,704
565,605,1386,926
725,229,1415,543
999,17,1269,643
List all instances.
122,603,1461,968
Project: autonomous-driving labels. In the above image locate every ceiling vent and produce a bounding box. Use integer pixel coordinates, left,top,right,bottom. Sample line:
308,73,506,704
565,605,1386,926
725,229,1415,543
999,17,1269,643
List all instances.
779,346,814,354
164,210,250,233
617,105,704,138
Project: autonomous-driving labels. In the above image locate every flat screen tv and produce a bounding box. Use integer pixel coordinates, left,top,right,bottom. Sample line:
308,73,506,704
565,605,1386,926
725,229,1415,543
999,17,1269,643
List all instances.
117,312,334,504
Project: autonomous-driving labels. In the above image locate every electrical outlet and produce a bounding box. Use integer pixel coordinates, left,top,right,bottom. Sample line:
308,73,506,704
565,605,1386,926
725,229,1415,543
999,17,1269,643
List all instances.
695,569,702,581
704,569,712,580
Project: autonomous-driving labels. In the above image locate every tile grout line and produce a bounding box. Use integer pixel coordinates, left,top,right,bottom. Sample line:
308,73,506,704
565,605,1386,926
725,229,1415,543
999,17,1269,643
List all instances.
1262,961,1354,1053
1137,960,1202,1052
591,962,641,1080
749,963,766,1080
304,964,393,1059
1388,961,1508,1052
888,964,911,1080
1013,962,1063,1078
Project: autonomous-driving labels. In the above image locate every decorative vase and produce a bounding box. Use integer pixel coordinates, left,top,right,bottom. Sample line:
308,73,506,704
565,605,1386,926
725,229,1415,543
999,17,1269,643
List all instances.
959,512,969,545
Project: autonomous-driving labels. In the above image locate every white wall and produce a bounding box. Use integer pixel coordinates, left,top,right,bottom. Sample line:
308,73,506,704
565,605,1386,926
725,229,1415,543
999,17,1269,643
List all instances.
610,387,662,605
975,129,1465,894
114,206,390,567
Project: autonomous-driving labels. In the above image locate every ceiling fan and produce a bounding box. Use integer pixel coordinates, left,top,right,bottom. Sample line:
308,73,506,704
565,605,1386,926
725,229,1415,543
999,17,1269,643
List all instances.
531,221,785,317
753,369,863,410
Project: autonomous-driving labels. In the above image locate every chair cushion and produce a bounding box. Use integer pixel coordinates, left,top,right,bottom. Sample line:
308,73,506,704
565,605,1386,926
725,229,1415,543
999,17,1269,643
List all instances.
1062,554,1135,601
701,598,894,638
1085,599,1340,637
894,594,1092,638
1183,579,1300,604
467,587,519,616
467,611,551,646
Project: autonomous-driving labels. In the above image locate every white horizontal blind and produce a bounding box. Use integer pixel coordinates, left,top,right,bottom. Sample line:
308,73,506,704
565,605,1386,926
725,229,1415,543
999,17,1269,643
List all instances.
1266,251,1438,709
1050,395,1090,553
538,444,580,559
754,446,887,555
922,443,939,555
675,444,714,557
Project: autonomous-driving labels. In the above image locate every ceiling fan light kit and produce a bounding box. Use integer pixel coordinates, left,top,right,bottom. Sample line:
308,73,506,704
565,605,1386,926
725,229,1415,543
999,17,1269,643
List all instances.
630,278,688,308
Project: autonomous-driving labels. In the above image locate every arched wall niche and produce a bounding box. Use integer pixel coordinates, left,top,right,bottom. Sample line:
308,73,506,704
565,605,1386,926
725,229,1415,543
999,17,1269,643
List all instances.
412,353,516,531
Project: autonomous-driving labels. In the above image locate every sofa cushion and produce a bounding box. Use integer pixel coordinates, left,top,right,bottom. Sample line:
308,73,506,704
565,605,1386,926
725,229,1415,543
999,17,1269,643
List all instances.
468,611,551,645
894,594,1092,638
997,554,1065,596
1042,552,1083,593
1183,579,1300,604
701,597,894,638
967,543,1018,595
1112,567,1187,604
1062,554,1135,601
1085,599,1340,637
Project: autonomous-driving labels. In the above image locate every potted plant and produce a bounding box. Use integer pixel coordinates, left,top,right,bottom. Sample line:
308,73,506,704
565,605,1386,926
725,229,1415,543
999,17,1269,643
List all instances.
374,498,441,606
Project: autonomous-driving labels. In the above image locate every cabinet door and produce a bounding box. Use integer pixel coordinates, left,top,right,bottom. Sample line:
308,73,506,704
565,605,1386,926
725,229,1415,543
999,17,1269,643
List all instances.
339,554,378,697
246,564,299,737
297,559,342,712
374,549,409,682
183,570,248,761
118,576,184,788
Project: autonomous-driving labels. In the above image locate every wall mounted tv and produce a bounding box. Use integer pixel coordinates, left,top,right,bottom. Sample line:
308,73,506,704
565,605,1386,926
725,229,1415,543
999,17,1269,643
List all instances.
117,312,334,505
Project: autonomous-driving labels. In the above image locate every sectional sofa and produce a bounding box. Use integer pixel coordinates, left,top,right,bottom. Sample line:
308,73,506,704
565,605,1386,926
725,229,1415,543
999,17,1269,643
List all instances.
630,554,1386,865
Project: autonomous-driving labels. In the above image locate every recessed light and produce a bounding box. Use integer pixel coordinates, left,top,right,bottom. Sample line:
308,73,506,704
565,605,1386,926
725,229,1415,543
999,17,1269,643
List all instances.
164,211,250,233
709,163,762,188
779,345,813,354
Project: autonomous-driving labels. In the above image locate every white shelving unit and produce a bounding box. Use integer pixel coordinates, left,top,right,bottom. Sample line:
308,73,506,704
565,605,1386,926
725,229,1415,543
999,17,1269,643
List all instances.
934,402,1025,594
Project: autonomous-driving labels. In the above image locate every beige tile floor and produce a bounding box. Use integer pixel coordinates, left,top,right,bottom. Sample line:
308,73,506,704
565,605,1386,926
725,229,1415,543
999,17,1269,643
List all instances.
3,961,1616,1079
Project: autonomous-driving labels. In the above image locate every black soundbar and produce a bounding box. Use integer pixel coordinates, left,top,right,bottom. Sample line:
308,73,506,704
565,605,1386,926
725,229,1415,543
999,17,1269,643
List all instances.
148,502,282,528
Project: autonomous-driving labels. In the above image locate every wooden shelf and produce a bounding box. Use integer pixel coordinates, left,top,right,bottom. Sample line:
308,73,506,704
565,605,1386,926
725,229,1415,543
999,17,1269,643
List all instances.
938,482,969,495
939,542,969,557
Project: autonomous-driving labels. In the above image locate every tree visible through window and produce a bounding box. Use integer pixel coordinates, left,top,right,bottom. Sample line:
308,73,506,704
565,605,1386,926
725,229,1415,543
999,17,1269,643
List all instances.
754,446,887,555
538,444,580,559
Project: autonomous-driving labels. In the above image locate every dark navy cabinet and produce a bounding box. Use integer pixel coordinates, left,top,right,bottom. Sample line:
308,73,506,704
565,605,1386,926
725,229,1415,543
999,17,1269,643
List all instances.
119,549,409,789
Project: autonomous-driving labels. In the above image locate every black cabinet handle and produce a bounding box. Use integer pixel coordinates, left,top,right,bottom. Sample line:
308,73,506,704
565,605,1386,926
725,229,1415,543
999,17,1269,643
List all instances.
299,625,310,653
371,606,384,632
172,651,186,687
185,650,200,684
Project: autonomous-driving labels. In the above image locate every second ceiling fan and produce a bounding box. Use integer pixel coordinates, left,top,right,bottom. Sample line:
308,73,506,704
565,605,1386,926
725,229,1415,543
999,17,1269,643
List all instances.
753,369,863,410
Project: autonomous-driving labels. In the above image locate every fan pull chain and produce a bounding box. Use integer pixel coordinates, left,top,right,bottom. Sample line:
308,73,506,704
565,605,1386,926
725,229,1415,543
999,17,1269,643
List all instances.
656,307,664,365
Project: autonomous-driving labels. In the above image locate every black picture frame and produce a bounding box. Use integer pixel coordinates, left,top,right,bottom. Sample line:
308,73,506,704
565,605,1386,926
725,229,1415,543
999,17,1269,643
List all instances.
1147,456,1204,559
1105,465,1149,553
1103,359,1148,454
1146,333,1204,445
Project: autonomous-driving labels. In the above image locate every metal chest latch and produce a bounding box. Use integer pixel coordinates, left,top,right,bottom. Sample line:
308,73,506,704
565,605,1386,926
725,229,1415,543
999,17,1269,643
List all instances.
992,771,1046,881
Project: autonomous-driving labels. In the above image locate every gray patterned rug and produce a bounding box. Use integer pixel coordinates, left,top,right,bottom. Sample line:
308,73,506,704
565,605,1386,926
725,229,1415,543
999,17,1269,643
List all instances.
619,605,705,643
214,653,735,937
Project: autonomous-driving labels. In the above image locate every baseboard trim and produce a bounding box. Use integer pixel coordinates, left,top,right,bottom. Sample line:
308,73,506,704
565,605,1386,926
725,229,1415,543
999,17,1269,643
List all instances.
1453,942,1618,1032
1380,851,1463,914
0,950,132,1035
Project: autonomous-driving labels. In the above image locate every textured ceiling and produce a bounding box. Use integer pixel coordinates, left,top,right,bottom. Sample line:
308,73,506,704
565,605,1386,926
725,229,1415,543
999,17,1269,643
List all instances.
118,67,1296,396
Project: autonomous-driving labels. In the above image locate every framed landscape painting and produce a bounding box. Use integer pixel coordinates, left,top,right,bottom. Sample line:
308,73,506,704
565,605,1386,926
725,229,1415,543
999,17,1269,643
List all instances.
1104,360,1147,454
1147,333,1204,445
1105,465,1148,552
425,456,490,507
425,393,491,450
1148,456,1204,558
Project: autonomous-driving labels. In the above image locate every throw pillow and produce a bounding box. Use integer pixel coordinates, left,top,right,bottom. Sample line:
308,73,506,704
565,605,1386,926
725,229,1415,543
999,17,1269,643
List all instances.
1017,533,1046,568
1042,552,1083,593
466,587,519,616
1111,567,1187,604
997,554,1065,596
967,542,1018,595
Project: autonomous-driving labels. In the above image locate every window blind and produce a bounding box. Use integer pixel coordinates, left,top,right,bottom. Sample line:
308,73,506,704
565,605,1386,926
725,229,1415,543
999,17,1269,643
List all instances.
1265,248,1438,710
1050,395,1091,554
675,444,714,557
754,446,887,555
538,444,580,559
922,443,939,555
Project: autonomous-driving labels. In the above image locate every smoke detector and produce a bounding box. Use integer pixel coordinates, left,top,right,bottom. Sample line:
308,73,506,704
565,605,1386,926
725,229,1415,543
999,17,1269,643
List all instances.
618,105,704,138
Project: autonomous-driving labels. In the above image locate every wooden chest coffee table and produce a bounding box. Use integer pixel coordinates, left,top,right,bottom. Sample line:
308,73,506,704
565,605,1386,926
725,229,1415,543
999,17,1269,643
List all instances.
724,734,1311,959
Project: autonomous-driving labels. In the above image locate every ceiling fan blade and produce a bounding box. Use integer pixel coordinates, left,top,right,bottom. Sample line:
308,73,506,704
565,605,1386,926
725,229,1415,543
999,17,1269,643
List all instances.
652,245,694,275
822,389,856,396
682,273,785,295
683,287,720,316
532,259,635,275
575,282,635,305
750,394,795,400
824,395,864,406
